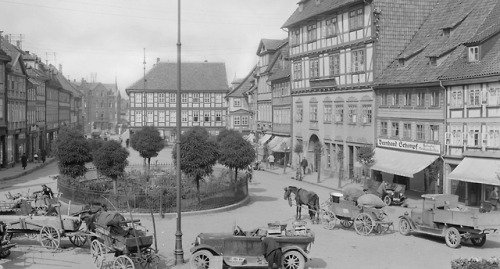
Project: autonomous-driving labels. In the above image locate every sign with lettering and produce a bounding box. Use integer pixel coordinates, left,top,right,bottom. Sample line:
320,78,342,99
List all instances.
377,138,441,154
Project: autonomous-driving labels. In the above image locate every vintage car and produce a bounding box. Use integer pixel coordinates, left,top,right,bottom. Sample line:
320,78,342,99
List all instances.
382,183,407,206
189,224,314,269
398,194,500,248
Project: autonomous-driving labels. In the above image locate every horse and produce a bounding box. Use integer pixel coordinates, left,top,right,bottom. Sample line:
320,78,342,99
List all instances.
284,186,320,224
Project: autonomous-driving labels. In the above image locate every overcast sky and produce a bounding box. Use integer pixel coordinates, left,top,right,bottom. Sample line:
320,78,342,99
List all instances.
0,0,297,93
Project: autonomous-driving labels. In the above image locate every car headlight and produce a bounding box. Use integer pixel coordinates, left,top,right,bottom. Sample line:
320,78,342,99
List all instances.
306,242,312,253
194,236,201,246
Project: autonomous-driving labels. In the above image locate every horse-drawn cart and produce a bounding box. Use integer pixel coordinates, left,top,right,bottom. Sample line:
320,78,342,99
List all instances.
319,192,393,235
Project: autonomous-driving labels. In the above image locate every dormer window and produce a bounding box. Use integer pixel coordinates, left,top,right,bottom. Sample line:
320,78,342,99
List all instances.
468,46,479,62
398,59,405,67
315,0,321,5
429,57,437,66
442,28,451,37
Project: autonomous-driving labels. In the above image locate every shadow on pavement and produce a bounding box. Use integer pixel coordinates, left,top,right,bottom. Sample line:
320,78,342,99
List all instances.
246,194,278,206
247,187,267,193
305,257,328,268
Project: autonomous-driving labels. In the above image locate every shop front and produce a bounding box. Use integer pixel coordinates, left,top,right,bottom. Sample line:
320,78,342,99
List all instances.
371,138,441,193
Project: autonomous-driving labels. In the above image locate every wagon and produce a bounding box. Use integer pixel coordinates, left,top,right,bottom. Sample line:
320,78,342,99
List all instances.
88,211,159,269
319,192,393,235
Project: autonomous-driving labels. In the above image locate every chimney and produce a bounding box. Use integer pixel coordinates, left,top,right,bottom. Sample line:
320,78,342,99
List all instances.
59,64,63,74
16,40,21,49
156,57,160,63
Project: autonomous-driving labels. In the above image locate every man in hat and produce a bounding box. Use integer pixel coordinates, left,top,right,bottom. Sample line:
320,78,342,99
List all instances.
21,153,27,170
41,184,54,205
261,236,282,269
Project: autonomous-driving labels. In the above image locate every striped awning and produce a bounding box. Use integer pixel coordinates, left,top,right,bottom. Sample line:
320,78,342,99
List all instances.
272,137,292,152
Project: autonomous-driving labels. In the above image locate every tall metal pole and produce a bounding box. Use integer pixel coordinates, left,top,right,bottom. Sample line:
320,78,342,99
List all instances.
174,0,184,264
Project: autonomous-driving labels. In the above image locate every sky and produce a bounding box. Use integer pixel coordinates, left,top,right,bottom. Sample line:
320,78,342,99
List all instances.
0,0,298,94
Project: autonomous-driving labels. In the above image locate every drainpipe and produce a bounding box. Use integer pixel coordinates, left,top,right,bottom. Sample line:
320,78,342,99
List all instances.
439,80,447,194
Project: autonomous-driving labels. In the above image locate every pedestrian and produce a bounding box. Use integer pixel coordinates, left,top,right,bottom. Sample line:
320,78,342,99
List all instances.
126,138,130,148
489,186,499,211
377,181,388,200
21,153,27,170
261,236,282,269
41,149,46,163
267,154,275,169
246,164,253,183
41,184,54,206
34,152,39,163
300,157,308,175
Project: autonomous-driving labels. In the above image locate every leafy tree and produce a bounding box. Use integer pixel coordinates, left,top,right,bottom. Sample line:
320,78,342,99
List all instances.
130,126,164,169
216,128,232,143
172,127,219,203
217,129,255,188
294,142,304,162
92,140,129,194
54,126,92,178
357,145,375,184
87,138,104,160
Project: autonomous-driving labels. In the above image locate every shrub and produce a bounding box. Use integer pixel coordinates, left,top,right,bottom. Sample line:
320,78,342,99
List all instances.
451,257,500,269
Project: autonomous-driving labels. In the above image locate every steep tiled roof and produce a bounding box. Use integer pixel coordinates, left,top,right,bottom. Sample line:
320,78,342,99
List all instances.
465,0,500,45
269,43,291,81
282,0,360,28
127,62,229,91
257,39,287,56
55,71,82,96
226,65,256,98
264,39,288,74
377,0,498,86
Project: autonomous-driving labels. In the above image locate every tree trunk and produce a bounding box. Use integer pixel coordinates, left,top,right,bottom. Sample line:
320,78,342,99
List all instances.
196,176,201,204
234,168,239,193
113,178,117,194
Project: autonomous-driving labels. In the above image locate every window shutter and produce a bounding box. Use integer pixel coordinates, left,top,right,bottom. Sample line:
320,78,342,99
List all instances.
445,132,451,145
482,132,488,149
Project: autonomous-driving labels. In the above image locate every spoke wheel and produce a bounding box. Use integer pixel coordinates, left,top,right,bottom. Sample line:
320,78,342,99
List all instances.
114,255,135,269
399,218,411,235
0,248,11,259
91,240,105,269
40,225,60,249
282,250,305,269
471,234,487,247
139,248,160,269
320,210,336,230
383,195,392,206
354,213,374,236
69,235,88,247
445,227,461,248
340,219,354,228
189,250,213,269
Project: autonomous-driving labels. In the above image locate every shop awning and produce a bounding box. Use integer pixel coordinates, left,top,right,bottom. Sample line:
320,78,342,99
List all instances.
259,134,272,145
243,133,255,143
267,136,284,151
371,148,439,178
448,157,500,186
272,137,292,152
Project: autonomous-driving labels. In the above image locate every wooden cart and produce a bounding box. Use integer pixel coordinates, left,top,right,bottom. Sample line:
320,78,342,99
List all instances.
319,194,393,235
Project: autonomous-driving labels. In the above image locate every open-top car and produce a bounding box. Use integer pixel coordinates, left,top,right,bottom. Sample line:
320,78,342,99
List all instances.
189,223,314,269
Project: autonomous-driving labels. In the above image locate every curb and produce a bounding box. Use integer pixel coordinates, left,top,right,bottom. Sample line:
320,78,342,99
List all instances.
262,169,342,192
0,158,57,182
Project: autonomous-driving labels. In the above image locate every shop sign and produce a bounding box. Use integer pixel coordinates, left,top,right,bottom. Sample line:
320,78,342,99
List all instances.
377,138,441,154
19,133,26,139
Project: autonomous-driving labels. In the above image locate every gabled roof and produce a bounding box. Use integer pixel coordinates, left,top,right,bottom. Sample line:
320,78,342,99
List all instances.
55,70,82,96
256,39,287,55
0,36,27,75
226,65,257,98
377,0,498,86
127,62,229,92
269,43,291,81
465,0,500,45
282,0,361,28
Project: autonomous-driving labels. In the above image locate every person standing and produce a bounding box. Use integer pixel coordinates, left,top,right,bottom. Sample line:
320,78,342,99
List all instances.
261,236,282,269
489,186,499,211
377,181,388,200
300,157,308,175
41,149,46,163
126,138,130,148
267,154,275,169
21,153,27,170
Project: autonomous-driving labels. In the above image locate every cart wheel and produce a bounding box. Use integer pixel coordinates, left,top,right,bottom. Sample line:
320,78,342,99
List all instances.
189,249,213,269
40,225,60,249
320,210,336,230
114,255,135,269
383,195,392,206
445,227,461,248
354,213,374,236
0,248,11,259
69,235,88,247
399,218,411,236
91,240,105,269
282,250,305,269
471,234,487,247
139,248,160,269
340,219,354,228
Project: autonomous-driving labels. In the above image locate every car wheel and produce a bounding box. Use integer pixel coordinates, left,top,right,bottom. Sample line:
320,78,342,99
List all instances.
189,250,213,269
471,234,487,247
282,250,305,269
445,227,461,248
383,195,392,206
399,218,411,236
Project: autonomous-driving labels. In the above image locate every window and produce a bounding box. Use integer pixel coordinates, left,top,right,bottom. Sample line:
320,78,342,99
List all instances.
468,86,481,106
193,93,200,103
451,89,463,107
215,111,222,121
215,94,222,103
329,54,340,76
335,104,344,123
468,46,479,62
234,116,240,125
310,58,319,78
234,98,241,107
307,24,317,42
417,91,425,107
381,92,388,106
135,111,142,123
404,92,412,106
242,116,248,125
381,121,388,136
181,94,188,103
296,103,303,122
416,124,424,140
170,111,176,123
348,104,357,123
351,49,365,73
159,111,165,122
325,17,338,37
291,29,300,46
193,111,199,122
324,104,332,123
147,93,153,103
349,8,364,31
204,112,210,122
362,104,372,123
430,91,439,107
487,125,500,147
487,87,500,106
204,93,210,103
391,122,399,137
430,125,439,141
403,123,411,138
293,62,302,80
158,93,165,103
467,125,480,147
310,103,318,121
170,93,176,103
326,143,331,168
392,92,399,106
181,111,188,122
147,112,153,123
450,125,463,146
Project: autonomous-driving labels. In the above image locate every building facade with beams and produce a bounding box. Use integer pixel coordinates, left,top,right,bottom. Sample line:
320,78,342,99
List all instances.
225,66,256,135
0,47,10,167
126,62,229,141
282,0,438,179
439,0,500,206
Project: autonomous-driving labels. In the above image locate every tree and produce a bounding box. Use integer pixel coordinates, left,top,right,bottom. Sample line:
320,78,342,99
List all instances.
54,126,92,178
87,138,104,161
92,140,129,194
172,127,219,203
130,126,164,169
356,145,375,184
217,130,255,188
294,142,304,161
